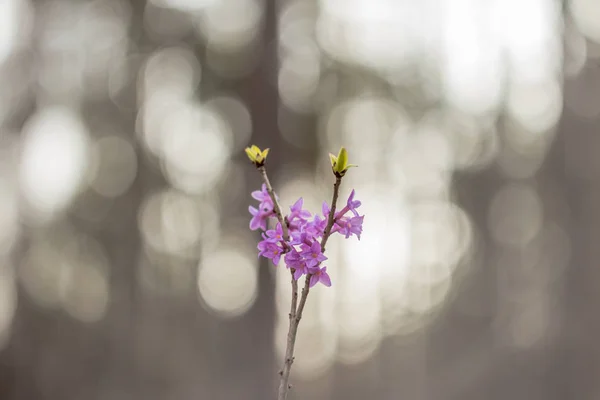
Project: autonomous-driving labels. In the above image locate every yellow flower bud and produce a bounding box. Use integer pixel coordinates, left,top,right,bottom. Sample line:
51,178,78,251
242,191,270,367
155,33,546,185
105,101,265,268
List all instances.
245,145,270,166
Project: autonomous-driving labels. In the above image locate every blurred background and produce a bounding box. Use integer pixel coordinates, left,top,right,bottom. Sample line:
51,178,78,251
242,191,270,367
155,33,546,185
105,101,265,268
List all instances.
0,0,598,398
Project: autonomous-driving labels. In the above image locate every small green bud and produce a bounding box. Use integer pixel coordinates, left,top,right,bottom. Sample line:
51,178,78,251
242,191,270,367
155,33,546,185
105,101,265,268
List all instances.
329,147,357,177
245,145,270,166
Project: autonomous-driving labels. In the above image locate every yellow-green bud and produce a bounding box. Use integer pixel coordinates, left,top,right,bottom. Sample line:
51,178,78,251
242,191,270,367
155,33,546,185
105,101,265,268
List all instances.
328,147,357,177
245,145,270,166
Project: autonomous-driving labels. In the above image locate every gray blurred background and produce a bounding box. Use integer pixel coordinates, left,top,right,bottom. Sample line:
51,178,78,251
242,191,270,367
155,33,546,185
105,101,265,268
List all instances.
0,0,598,399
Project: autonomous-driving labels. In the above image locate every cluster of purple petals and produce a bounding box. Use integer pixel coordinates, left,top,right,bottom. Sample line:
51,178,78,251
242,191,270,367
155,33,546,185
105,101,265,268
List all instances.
249,185,364,288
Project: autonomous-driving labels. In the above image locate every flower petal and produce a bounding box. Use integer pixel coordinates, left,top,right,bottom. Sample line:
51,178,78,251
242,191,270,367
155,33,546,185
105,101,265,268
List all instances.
291,197,303,211
348,189,355,203
251,190,264,201
322,202,330,217
250,216,261,230
293,267,304,280
320,272,332,287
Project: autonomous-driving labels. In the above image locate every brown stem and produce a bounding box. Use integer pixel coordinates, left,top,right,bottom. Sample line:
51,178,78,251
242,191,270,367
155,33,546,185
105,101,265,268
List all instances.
276,174,343,400
277,271,301,399
295,275,311,319
256,165,298,316
255,165,298,309
258,166,290,241
255,166,300,398
320,175,342,252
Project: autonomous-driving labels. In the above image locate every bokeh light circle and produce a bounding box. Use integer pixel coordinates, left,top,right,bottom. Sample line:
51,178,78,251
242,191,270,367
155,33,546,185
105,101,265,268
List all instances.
198,247,258,318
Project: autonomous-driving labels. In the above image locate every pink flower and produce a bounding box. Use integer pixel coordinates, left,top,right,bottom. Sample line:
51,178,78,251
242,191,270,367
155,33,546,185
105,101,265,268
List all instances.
284,248,308,280
258,240,284,265
299,241,327,268
289,198,312,222
263,222,285,244
308,266,331,288
334,215,364,240
293,264,308,280
248,184,277,231
252,184,276,212
335,189,361,218
249,205,273,231
303,215,327,238
248,185,364,288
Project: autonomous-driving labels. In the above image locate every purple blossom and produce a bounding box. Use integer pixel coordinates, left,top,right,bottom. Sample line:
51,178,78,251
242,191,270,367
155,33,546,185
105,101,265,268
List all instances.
308,266,331,288
258,240,284,265
284,248,309,280
334,215,364,240
288,229,303,246
249,205,273,231
284,247,303,269
336,189,361,218
288,230,311,247
263,222,285,244
248,185,364,288
293,264,308,280
302,215,327,238
289,198,312,222
299,241,327,268
248,184,277,231
322,202,330,219
252,184,276,212
287,198,312,233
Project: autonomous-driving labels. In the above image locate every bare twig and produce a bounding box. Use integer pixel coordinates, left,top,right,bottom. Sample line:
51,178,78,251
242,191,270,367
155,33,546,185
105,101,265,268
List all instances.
277,267,299,397
320,175,342,252
295,275,311,320
258,166,289,241
277,175,343,400
256,165,301,399
257,165,298,314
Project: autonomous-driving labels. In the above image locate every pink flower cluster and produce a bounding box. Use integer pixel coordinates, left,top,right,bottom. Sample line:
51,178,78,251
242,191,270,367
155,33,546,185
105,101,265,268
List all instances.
249,184,364,287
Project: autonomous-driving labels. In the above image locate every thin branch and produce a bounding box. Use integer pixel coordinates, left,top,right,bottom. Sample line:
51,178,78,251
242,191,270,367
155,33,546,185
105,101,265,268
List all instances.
277,174,344,400
258,165,289,241
320,175,342,252
295,275,311,319
256,166,298,315
277,270,299,389
295,175,342,319
256,165,301,399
